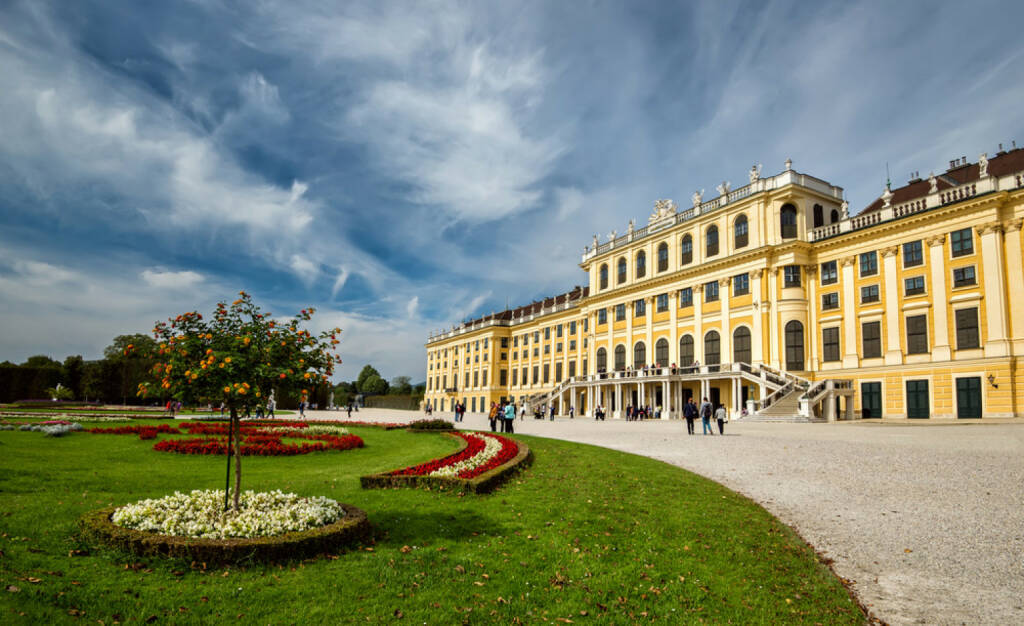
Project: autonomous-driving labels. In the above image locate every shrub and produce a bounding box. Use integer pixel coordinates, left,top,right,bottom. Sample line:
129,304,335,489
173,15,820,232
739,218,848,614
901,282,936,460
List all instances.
406,419,454,431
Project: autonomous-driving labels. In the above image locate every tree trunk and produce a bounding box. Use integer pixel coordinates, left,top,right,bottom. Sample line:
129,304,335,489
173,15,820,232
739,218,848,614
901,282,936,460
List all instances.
232,409,242,510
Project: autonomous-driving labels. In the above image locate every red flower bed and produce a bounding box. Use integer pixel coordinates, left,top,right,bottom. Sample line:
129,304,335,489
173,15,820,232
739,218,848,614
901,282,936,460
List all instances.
88,424,181,440
388,432,519,479
153,433,364,456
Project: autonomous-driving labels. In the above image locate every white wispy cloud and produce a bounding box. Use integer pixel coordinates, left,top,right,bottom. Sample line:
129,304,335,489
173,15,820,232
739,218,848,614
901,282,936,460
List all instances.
141,269,205,289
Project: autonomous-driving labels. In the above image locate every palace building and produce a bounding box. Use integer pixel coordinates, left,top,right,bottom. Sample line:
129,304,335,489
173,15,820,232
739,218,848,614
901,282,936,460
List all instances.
424,148,1024,421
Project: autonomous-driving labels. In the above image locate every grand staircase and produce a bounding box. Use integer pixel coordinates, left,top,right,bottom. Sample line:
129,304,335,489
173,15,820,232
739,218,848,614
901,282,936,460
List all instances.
739,389,824,423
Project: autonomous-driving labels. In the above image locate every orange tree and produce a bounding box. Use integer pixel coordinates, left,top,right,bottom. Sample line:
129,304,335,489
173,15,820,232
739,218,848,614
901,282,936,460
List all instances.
137,291,341,510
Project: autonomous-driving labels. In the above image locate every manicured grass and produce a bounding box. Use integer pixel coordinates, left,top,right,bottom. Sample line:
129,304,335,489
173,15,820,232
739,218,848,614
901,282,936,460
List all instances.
0,420,863,623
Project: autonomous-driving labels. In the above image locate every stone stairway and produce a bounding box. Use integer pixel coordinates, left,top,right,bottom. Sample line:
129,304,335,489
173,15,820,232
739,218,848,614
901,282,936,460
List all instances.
742,390,825,423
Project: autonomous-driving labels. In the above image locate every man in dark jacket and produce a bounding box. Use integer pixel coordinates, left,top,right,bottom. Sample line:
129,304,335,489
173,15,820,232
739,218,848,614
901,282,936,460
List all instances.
683,397,697,435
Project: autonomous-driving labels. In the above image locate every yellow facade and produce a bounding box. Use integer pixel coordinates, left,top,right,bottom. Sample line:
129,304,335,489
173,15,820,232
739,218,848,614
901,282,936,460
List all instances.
425,152,1024,420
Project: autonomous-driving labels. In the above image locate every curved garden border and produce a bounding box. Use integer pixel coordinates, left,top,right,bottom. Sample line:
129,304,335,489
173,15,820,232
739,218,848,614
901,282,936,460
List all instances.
80,502,370,565
360,432,533,494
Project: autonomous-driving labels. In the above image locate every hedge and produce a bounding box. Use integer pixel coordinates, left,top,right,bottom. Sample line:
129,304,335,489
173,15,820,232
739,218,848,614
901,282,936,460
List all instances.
79,503,370,566
360,435,532,494
362,395,425,411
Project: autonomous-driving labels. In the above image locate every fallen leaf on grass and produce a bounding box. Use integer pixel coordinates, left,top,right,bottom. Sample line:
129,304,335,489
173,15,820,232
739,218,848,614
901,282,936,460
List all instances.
23,577,42,583
6,585,20,593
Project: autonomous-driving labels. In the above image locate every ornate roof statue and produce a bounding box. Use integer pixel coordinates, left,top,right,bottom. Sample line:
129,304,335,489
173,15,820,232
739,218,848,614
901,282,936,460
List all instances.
928,172,938,194
785,157,793,171
608,229,617,242
692,189,704,207
748,163,762,184
627,219,635,234
881,184,894,209
649,198,677,223
592,234,599,249
979,152,989,178
840,199,849,219
716,180,731,197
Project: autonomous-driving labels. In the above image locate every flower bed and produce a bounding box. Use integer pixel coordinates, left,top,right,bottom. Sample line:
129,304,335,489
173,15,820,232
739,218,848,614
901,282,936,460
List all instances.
0,412,133,422
88,424,181,440
361,432,532,494
80,491,370,565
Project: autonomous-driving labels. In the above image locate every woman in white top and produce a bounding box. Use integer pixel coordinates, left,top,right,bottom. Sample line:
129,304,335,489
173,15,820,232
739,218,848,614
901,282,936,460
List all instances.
714,404,727,435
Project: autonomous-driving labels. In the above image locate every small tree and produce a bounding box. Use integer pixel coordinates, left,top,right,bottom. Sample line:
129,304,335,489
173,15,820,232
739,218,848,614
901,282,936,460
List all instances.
137,292,341,510
389,376,412,395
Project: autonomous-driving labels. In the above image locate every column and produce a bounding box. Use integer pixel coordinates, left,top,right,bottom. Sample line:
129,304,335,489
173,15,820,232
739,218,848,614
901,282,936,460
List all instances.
752,270,764,363
719,277,732,365
625,301,633,367
805,265,819,371
615,384,622,419
693,288,704,363
840,255,859,368
645,295,654,365
926,235,951,361
978,222,1010,357
587,385,593,417
662,381,669,418
669,291,679,365
767,268,780,368
1003,219,1024,353
881,246,903,365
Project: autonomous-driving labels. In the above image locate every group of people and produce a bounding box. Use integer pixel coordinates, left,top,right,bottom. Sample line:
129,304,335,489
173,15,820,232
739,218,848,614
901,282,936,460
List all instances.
623,404,663,420
487,401,518,433
681,396,727,435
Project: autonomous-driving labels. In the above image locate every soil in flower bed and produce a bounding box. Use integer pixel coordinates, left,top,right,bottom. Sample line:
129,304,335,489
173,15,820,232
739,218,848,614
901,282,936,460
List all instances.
0,423,864,624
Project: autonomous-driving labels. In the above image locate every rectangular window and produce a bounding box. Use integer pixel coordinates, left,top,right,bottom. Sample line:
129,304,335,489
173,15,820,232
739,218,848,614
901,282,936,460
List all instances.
822,327,840,362
615,304,626,321
862,321,882,358
704,281,719,302
903,240,923,267
733,273,749,296
543,364,550,383
784,265,801,288
556,342,562,353
533,347,539,357
500,352,506,360
953,266,976,288
483,338,488,348
534,331,540,342
555,362,562,382
634,299,646,317
473,371,479,387
950,227,973,257
501,337,508,348
820,261,838,285
544,327,550,340
906,314,928,354
513,336,519,347
955,308,980,349
904,276,925,296
822,292,839,310
861,284,879,304
532,366,539,384
583,319,588,332
569,321,576,335
521,367,527,385
569,339,576,351
860,251,878,277
544,345,550,355
556,324,563,338
464,373,470,388
511,368,518,386
656,293,668,312
597,308,608,324
512,351,518,360
679,287,693,307
568,361,576,378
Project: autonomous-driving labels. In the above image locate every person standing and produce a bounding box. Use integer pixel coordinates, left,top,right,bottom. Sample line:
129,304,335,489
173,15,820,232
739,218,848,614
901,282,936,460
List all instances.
267,396,276,420
504,401,516,433
488,402,499,432
700,396,714,435
549,404,555,421
346,403,352,418
683,398,696,435
715,404,727,435
569,406,575,419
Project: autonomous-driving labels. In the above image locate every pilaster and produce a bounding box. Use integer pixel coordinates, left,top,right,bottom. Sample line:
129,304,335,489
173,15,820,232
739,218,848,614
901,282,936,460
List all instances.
880,246,903,365
719,277,732,363
977,222,1010,357
840,256,859,368
805,264,819,370
1003,219,1024,353
926,235,951,361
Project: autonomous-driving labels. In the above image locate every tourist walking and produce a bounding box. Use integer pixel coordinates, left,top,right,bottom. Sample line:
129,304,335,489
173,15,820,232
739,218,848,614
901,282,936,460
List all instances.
488,402,499,432
683,398,696,434
700,396,714,435
715,404,727,435
569,406,575,419
267,396,276,419
346,403,352,418
549,405,555,420
503,401,516,433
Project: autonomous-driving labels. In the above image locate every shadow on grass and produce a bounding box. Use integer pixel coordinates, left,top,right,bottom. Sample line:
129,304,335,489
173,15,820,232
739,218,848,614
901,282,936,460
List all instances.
369,509,507,546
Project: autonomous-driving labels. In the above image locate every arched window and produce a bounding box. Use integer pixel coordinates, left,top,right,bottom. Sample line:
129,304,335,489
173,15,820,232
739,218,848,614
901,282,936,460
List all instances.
679,335,694,366
599,264,609,290
657,242,669,272
680,234,693,265
636,251,646,279
734,215,748,249
813,204,824,228
733,327,752,364
706,226,719,257
617,258,627,284
614,344,626,370
655,338,669,366
780,204,798,239
596,347,607,372
633,341,646,368
785,320,805,370
704,331,721,365
830,209,839,223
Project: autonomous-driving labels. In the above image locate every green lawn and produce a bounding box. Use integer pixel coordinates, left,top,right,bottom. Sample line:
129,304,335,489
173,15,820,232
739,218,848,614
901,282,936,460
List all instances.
0,421,863,623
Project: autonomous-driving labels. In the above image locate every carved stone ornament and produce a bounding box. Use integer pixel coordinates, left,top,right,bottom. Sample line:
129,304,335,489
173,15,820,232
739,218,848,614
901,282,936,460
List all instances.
593,234,600,249
767,267,779,276
749,164,762,184
840,200,849,219
1003,218,1023,233
650,198,677,223
627,219,635,234
881,185,894,208
784,158,793,171
925,234,946,247
716,181,731,197
608,230,617,242
978,153,989,178
928,172,938,194
975,222,1003,236
803,264,818,276
880,246,899,258
718,277,732,287
839,256,857,267
692,189,704,207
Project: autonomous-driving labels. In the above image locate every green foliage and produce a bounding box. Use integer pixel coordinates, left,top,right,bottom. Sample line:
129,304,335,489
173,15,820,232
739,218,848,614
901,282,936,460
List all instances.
356,365,381,392
63,355,85,400
22,354,61,367
388,376,412,395
0,362,63,403
44,386,74,401
103,334,159,404
360,373,388,395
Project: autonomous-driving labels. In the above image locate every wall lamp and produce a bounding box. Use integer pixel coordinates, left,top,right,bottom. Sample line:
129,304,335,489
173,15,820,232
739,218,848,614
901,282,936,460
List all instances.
987,374,998,388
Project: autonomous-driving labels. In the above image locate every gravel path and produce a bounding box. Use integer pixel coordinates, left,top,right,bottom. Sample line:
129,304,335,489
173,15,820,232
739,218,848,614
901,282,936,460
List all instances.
311,409,1024,625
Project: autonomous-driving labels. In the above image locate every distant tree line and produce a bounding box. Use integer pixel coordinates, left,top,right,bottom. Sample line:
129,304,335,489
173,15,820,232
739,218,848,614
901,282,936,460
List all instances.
332,365,424,408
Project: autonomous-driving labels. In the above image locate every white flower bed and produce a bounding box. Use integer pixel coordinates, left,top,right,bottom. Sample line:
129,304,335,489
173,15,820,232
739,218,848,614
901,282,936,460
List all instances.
429,433,503,478
262,424,350,436
112,489,344,539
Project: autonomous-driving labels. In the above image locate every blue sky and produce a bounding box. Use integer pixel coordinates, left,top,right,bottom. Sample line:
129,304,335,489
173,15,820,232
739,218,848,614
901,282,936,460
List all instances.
1,0,1023,383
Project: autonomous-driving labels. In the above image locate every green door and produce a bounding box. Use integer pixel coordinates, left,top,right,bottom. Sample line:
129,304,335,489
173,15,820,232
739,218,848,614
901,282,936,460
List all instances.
906,380,929,419
861,382,882,419
956,377,982,419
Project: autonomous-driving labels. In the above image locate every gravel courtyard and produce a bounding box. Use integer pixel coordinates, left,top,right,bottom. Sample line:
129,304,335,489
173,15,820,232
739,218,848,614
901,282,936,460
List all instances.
314,409,1024,625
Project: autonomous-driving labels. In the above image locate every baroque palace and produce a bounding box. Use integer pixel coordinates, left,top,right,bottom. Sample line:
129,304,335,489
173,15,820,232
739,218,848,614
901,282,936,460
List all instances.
425,147,1024,421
